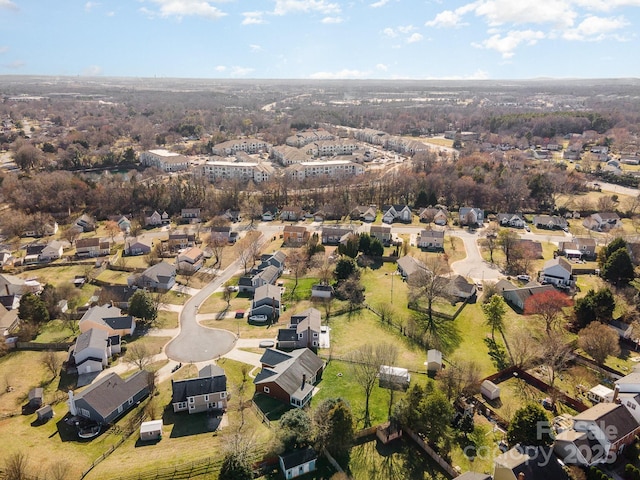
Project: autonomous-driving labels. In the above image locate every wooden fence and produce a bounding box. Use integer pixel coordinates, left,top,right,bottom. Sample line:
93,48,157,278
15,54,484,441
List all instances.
251,399,271,428
403,426,459,478
16,341,73,351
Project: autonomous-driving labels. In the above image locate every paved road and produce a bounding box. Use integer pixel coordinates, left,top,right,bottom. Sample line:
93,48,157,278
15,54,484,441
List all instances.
164,226,279,363
449,229,502,282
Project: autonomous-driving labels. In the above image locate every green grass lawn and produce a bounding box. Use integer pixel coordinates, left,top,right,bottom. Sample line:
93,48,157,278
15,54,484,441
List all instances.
94,269,130,285
33,320,76,343
154,310,179,329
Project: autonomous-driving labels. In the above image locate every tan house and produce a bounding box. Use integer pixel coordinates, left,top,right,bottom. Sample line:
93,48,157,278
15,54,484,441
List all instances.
171,364,228,414
416,229,444,250
75,237,111,257
176,247,204,273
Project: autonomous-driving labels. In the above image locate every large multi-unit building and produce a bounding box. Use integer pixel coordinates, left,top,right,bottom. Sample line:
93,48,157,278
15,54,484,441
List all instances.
140,149,189,172
271,145,311,166
201,159,275,183
211,138,271,156
285,160,364,181
303,139,359,157
285,129,334,147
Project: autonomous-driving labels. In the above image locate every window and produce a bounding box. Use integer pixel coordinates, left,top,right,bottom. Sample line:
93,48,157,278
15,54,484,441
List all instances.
313,333,318,337
221,391,226,398
189,397,194,403
264,386,270,394
204,395,209,402
128,396,134,405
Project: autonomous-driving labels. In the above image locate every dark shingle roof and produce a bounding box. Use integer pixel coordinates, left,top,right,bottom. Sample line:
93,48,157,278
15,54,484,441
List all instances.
254,348,324,396
279,447,318,470
74,371,149,420
75,328,108,354
277,329,297,342
171,373,227,403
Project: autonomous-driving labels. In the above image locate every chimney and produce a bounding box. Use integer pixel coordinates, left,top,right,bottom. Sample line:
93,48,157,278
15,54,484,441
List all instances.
302,374,307,390
613,384,620,404
67,390,77,416
518,474,525,480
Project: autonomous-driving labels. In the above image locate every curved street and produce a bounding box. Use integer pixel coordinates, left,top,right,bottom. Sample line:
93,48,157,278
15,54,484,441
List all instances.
448,229,502,282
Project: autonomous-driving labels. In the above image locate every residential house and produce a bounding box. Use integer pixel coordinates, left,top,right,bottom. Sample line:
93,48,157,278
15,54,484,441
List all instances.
559,237,597,260
279,447,318,480
495,279,555,311
144,210,170,227
250,284,282,321
283,225,309,246
69,328,115,375
312,205,342,222
382,205,412,224
447,275,476,300
459,207,484,227
108,215,131,234
128,261,176,292
171,364,228,414
79,304,136,337
418,207,448,226
210,226,232,244
39,240,64,262
238,265,280,294
253,348,325,408
583,213,622,232
124,237,152,256
369,225,392,246
554,403,640,467
75,237,111,258
181,208,201,224
0,304,19,336
496,213,526,228
176,247,204,273
539,257,574,288
350,205,377,223
396,256,427,283
258,251,287,274
74,214,96,233
0,274,26,296
609,320,634,341
24,244,45,264
96,285,137,310
262,207,277,222
321,226,353,245
67,370,150,425
532,215,568,230
222,209,241,223
494,445,568,480
23,221,58,238
280,206,304,221
167,232,196,252
416,229,444,250
277,308,321,350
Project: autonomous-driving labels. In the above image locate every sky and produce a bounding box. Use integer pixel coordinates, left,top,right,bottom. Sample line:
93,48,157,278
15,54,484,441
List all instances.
1,0,640,80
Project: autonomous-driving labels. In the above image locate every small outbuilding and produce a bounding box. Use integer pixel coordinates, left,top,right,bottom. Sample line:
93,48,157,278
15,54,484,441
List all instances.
586,384,615,404
379,365,410,390
480,380,501,401
425,349,442,373
36,405,53,423
139,419,163,441
279,447,318,479
28,387,43,409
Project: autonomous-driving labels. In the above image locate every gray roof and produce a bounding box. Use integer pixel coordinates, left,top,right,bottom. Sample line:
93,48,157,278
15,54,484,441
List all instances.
171,366,227,403
573,403,639,440
255,265,280,285
142,261,176,283
254,348,324,396
80,304,133,331
495,445,568,480
74,328,108,354
73,371,149,420
254,283,282,302
396,256,427,278
455,473,491,480
277,328,297,342
291,308,322,334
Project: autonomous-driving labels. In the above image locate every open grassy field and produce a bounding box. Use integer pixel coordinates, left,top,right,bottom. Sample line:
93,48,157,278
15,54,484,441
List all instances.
33,319,76,343
155,310,179,329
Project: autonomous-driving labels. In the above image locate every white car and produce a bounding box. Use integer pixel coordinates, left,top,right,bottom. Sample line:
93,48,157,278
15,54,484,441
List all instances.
249,314,268,323
516,274,531,281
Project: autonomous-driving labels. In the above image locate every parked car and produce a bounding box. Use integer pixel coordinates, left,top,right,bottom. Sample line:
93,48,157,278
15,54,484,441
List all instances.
516,274,531,281
249,314,268,323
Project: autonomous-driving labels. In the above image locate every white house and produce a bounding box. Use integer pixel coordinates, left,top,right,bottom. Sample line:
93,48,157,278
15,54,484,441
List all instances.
539,257,574,288
279,447,318,480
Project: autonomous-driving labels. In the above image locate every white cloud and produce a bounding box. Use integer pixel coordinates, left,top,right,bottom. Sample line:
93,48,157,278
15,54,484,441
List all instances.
249,44,263,52
83,65,103,76
0,46,8,54
229,66,254,77
397,25,415,34
382,27,397,37
563,15,629,40
85,2,100,12
272,0,341,16
309,69,371,79
145,0,227,21
376,63,388,71
370,0,390,7
107,11,115,16
215,65,227,71
242,11,266,25
321,16,343,23
407,33,423,43
426,10,464,28
573,0,640,11
0,0,18,10
473,29,545,58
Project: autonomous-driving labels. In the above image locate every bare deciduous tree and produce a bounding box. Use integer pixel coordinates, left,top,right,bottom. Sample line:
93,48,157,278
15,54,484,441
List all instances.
408,254,450,323
42,350,62,379
578,321,621,365
126,343,153,370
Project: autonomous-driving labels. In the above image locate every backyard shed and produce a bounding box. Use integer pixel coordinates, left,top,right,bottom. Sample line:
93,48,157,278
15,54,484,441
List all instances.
379,365,410,390
426,349,442,373
139,420,163,441
36,405,53,423
481,380,501,400
28,387,43,409
586,384,615,404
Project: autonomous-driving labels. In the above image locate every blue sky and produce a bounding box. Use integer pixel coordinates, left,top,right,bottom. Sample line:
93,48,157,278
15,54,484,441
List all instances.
1,0,639,79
